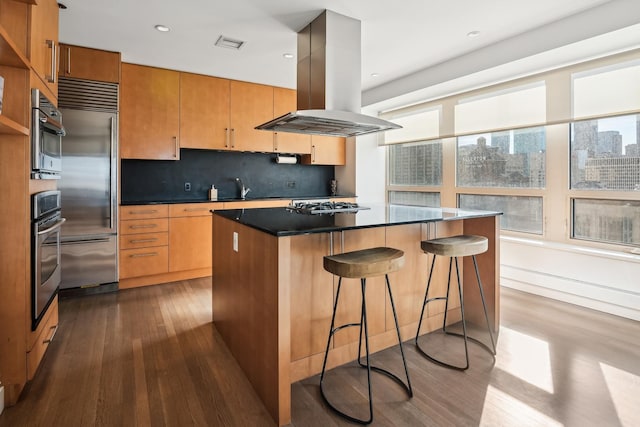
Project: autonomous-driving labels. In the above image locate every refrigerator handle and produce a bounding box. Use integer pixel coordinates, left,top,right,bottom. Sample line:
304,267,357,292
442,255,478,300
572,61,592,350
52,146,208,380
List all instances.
109,116,117,232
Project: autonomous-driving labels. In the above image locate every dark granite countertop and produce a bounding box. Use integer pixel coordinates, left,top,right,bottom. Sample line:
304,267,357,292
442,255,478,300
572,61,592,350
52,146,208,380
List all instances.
213,204,502,236
120,195,355,206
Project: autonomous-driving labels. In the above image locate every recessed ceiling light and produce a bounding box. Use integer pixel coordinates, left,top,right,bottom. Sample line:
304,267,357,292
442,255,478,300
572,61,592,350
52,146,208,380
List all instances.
154,24,171,32
283,53,294,59
467,30,480,38
215,35,245,50
371,73,380,78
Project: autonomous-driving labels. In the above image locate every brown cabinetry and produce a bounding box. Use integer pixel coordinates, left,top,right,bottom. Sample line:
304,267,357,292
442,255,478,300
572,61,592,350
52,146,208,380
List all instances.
119,205,169,279
272,87,311,154
180,72,230,150
26,296,59,380
230,80,274,152
169,208,214,272
58,44,121,83
120,63,180,160
28,0,58,100
302,135,346,165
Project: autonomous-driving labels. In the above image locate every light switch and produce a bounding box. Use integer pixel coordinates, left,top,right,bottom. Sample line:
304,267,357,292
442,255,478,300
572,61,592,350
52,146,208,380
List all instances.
233,232,238,252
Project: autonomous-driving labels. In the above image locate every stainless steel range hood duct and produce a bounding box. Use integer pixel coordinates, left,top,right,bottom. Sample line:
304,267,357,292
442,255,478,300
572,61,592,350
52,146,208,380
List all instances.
256,10,400,138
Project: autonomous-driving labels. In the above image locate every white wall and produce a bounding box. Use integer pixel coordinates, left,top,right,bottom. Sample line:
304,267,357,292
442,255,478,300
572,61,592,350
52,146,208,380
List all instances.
501,236,640,321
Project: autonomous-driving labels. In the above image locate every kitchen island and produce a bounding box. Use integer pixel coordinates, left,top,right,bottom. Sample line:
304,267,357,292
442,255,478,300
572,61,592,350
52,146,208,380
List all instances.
211,204,501,426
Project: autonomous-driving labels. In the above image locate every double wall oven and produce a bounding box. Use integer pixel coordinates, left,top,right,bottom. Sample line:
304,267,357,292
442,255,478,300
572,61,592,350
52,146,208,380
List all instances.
32,190,65,329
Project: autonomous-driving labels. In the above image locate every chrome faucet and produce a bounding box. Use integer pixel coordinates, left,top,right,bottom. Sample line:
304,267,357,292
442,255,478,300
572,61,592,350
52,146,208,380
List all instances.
235,178,251,199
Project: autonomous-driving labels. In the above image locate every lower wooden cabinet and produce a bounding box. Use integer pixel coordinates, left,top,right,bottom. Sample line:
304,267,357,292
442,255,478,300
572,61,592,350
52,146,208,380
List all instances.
120,246,169,278
169,215,212,272
27,297,59,380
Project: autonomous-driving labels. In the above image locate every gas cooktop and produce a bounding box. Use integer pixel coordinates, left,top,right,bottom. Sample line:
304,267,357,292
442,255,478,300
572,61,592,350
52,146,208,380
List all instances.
287,201,370,215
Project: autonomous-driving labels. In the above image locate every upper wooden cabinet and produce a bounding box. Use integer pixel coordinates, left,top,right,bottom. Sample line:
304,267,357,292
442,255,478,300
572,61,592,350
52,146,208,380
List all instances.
29,0,59,99
179,72,230,150
120,63,180,160
230,80,273,152
272,87,311,154
58,44,121,83
302,135,346,165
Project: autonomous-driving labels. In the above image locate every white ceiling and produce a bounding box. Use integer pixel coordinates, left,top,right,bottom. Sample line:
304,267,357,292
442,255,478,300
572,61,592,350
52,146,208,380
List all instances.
59,0,639,109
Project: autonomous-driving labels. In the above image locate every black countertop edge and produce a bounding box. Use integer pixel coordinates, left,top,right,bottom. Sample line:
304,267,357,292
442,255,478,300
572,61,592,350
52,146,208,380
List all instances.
120,195,356,206
213,204,503,237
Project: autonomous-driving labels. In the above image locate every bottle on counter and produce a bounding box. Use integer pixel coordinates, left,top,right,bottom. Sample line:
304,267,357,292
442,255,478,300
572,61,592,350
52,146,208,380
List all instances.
208,185,218,201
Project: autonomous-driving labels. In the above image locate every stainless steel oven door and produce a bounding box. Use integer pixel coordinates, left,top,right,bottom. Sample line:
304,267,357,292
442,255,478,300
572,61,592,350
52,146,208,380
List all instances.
33,214,65,329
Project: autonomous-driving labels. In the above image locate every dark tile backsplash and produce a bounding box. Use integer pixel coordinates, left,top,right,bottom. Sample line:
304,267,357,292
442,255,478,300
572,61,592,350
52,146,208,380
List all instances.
121,149,336,203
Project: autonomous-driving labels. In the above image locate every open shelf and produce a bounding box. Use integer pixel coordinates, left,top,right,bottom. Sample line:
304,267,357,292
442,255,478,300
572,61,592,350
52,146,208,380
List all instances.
0,114,29,135
0,24,30,69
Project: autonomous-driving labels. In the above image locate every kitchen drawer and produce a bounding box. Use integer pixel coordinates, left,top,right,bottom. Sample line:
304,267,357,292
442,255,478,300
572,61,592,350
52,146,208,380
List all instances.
120,232,169,250
120,246,169,278
169,202,223,217
223,199,291,209
27,297,59,380
120,205,169,220
121,218,169,235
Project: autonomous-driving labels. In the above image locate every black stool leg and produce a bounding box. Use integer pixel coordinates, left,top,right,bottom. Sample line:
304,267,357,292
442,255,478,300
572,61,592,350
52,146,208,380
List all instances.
472,255,497,355
415,255,437,342
384,274,413,397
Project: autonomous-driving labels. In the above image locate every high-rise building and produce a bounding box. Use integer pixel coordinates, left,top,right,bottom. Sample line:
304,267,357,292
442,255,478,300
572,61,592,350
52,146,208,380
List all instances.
491,131,510,154
573,120,598,156
596,130,623,156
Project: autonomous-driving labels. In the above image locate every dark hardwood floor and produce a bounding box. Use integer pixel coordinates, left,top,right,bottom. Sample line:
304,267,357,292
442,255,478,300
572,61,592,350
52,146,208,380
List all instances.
1,278,638,426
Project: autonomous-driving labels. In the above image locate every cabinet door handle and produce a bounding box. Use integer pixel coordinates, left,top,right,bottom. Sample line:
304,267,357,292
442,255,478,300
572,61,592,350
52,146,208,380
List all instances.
66,46,71,74
231,128,235,148
129,210,158,215
224,128,230,148
312,145,316,163
274,133,278,151
129,252,159,258
129,238,158,243
46,40,57,83
43,325,58,344
173,136,179,158
184,208,209,212
129,224,157,229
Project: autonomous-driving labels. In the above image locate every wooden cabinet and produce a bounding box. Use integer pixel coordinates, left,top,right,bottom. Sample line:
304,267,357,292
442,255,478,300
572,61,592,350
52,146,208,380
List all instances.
119,205,169,279
58,44,121,83
180,72,230,150
169,202,221,272
26,296,59,380
272,87,311,154
120,63,180,160
302,135,346,165
230,80,274,152
29,0,59,99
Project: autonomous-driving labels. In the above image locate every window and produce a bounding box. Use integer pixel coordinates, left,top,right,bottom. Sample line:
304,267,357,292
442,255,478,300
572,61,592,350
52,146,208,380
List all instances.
572,199,640,246
388,140,442,187
570,114,640,190
457,126,546,188
389,191,440,207
459,194,543,234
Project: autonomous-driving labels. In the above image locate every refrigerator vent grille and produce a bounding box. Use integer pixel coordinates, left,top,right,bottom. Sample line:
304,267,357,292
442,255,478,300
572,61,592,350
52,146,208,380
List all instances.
58,77,118,113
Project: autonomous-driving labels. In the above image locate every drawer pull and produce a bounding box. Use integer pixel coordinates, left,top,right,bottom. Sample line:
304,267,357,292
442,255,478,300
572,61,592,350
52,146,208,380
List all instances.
184,208,209,212
129,224,158,229
129,238,158,243
129,209,158,215
129,252,159,258
43,325,58,344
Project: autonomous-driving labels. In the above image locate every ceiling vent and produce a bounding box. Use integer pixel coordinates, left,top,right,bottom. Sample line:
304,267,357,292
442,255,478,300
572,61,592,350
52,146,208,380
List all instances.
215,35,245,50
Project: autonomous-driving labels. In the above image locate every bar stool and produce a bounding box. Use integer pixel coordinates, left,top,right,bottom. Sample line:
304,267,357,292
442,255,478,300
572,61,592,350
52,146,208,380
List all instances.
320,246,413,425
415,235,496,370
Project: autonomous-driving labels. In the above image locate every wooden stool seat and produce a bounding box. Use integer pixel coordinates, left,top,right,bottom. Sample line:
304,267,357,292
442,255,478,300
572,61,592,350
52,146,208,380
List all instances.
323,247,405,278
421,235,488,257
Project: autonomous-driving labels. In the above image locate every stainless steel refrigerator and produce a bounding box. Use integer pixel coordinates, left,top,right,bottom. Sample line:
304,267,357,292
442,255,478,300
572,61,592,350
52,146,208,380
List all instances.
58,78,118,290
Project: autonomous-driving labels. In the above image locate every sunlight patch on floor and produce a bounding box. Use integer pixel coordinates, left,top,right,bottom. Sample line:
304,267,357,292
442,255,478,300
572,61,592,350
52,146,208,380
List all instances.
480,384,563,427
600,362,640,427
495,326,554,393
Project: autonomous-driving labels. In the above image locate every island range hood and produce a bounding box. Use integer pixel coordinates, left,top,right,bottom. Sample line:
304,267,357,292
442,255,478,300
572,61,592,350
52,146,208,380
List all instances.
255,10,401,138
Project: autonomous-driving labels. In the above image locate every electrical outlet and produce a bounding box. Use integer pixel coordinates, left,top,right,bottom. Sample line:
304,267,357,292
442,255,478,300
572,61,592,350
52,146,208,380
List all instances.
233,232,238,252
286,181,296,188
184,182,191,192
